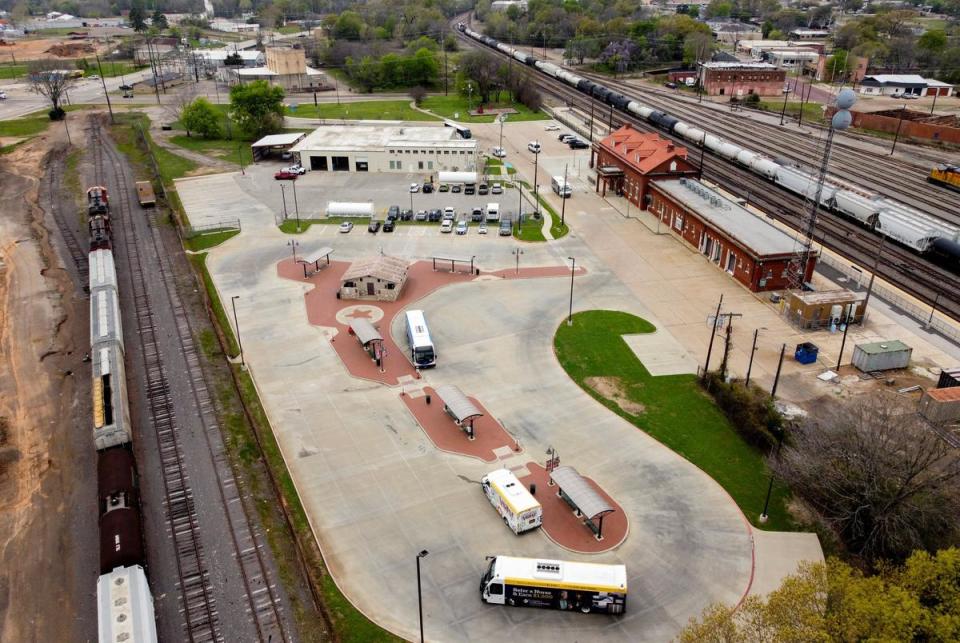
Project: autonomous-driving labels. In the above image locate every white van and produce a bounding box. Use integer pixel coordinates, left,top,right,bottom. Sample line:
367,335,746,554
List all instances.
485,202,500,222
527,141,541,153
551,176,571,198
481,469,542,534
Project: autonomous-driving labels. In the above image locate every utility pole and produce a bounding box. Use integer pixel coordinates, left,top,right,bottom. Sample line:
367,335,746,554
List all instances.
560,163,568,226
95,55,114,123
779,82,791,126
890,103,906,155
702,294,723,379
745,328,759,386
588,99,595,142
443,28,449,96
770,343,786,398
532,144,540,216
862,215,886,318
717,311,743,380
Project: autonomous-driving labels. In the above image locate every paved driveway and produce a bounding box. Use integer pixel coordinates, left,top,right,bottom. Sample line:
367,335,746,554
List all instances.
180,169,755,641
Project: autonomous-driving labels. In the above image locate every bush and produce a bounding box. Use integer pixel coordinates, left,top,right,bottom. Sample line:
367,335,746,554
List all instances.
49,107,65,121
702,372,783,452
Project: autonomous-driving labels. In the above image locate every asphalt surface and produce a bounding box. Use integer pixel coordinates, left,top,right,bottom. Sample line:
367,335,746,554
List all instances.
95,120,295,642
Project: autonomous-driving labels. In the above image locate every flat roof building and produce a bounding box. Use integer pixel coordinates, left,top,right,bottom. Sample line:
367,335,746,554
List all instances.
698,61,786,97
291,125,478,175
859,74,955,98
590,125,697,207
649,178,818,292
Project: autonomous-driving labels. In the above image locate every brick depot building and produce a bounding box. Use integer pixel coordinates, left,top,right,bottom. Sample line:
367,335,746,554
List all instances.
649,178,817,291
590,125,697,207
698,62,786,97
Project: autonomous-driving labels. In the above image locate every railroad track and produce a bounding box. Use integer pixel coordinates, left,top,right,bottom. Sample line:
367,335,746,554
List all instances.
577,71,960,222
454,24,960,322
44,147,89,288
91,119,289,642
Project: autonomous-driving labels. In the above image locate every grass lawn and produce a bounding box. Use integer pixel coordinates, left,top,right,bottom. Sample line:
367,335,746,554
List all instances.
185,229,240,252
0,64,27,80
286,100,438,121
515,215,546,241
554,310,793,530
89,60,147,78
278,216,367,234
0,115,51,137
421,95,548,123
755,100,825,124
169,134,249,166
113,113,198,184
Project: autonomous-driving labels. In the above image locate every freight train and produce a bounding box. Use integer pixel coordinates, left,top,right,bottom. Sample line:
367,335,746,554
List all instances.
87,186,159,642
929,163,960,192
458,23,960,270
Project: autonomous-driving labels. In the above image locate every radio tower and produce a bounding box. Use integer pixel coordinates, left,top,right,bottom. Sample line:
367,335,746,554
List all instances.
785,88,857,292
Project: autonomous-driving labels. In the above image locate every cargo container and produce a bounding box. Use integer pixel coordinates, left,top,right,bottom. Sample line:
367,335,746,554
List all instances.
135,181,156,207
852,340,912,372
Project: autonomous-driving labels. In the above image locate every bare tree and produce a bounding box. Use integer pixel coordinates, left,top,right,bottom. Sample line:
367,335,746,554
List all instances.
164,82,199,125
409,85,427,106
27,58,79,120
772,393,960,563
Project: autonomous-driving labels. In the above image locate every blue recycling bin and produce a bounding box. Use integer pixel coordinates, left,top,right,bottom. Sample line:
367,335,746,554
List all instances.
794,342,819,365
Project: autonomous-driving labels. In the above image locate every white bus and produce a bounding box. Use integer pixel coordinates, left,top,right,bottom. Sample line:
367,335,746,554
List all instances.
443,119,472,139
481,469,542,534
405,310,436,368
551,176,572,198
480,556,627,615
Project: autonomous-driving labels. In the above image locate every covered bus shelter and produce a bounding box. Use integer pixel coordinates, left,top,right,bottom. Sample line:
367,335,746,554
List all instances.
435,385,482,440
349,318,384,370
300,246,333,277
431,255,476,274
549,466,615,541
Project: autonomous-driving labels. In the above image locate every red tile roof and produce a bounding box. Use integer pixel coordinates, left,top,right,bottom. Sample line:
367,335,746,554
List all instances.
928,387,960,402
597,125,689,174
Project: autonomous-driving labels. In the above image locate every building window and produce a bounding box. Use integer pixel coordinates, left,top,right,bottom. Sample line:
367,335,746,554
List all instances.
356,160,368,172
674,214,683,231
428,161,434,170
418,161,423,170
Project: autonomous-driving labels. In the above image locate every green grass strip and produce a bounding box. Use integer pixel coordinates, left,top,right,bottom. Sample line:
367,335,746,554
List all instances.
287,100,438,121
554,310,793,530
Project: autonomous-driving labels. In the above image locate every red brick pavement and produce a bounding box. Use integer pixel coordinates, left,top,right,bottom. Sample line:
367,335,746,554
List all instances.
400,386,520,462
519,463,628,554
276,257,586,385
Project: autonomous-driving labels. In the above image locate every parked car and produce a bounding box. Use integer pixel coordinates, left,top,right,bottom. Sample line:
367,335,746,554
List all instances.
559,133,575,142
544,124,560,131
478,221,488,234
422,182,434,193
410,183,420,193
415,209,428,221
664,81,678,89
118,84,133,91
464,184,476,195
478,183,489,195
440,220,454,233
492,147,506,158
428,208,442,222
400,209,414,221
499,218,513,236
443,207,456,221
387,205,400,221
339,221,354,233
527,141,541,153
281,151,293,160
451,184,462,193
568,139,589,149
368,220,381,233
904,93,918,99
438,183,450,192
282,164,306,175
383,219,395,232
87,74,100,80
491,183,503,195
471,207,484,222
274,170,298,180
456,220,468,235
0,90,7,100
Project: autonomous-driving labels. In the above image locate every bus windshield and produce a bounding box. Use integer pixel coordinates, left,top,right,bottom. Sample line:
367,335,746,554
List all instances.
414,347,434,364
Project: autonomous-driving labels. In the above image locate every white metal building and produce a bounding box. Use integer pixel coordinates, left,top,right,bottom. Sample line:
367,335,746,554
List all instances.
290,125,479,174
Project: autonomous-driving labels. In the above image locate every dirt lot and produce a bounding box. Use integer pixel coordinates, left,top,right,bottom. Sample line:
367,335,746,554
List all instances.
0,126,96,641
0,36,114,62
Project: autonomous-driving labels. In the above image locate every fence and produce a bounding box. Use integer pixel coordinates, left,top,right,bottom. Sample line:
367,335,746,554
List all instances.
184,218,242,239
817,253,960,344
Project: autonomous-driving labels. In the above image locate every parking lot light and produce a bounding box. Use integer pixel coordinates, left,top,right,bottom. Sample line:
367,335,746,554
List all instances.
567,257,576,326
416,550,429,643
512,248,524,275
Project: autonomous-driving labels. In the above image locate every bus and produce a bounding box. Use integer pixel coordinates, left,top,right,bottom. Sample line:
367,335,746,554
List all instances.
404,310,436,368
480,556,627,615
481,469,542,534
551,176,572,198
443,119,472,139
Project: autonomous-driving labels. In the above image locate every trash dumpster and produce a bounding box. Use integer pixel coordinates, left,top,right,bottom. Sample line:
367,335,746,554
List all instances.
794,342,819,365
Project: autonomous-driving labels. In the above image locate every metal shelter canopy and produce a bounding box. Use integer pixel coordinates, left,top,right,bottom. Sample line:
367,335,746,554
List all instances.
301,246,333,276
349,318,382,347
432,255,476,274
435,385,483,439
549,465,615,540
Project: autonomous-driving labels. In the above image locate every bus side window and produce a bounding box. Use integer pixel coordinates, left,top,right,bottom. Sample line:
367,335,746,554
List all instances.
489,583,503,595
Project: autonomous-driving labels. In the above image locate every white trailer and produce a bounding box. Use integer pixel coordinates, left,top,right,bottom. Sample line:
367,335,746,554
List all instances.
551,176,571,198
479,556,627,614
438,171,478,185
326,202,374,218
481,469,542,534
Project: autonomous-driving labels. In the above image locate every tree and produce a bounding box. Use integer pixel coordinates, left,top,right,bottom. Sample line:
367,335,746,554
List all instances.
181,98,221,139
409,85,427,106
683,32,714,65
224,52,244,67
772,394,960,563
458,50,502,104
129,2,147,32
151,9,168,30
333,11,364,40
164,83,199,128
679,550,960,642
565,36,601,65
824,49,853,82
26,59,79,120
229,80,285,138
407,48,439,87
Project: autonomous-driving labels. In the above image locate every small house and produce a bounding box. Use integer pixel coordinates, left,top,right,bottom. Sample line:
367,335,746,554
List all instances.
339,256,408,302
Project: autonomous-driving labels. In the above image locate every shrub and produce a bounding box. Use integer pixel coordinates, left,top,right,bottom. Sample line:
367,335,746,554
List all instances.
702,372,783,452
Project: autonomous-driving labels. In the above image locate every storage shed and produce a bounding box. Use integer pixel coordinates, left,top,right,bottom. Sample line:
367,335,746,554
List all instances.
918,387,960,423
852,340,912,372
785,289,865,330
339,256,408,301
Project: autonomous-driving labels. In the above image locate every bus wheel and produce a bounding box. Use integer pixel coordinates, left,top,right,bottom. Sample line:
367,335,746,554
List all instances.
580,606,591,614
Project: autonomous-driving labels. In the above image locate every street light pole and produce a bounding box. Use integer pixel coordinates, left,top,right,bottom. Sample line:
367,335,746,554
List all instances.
230,295,245,367
280,183,289,221
292,179,301,232
567,257,576,325
560,163,568,226
533,144,540,216
513,248,524,274
287,239,299,262
416,550,429,643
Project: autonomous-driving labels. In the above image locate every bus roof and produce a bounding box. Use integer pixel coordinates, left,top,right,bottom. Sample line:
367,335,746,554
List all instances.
493,556,627,594
485,469,540,514
405,310,433,347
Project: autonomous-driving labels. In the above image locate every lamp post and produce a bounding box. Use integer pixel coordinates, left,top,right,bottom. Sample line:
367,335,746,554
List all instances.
280,183,289,222
287,239,299,262
467,82,473,112
560,163,568,226
416,550,429,643
512,247,524,275
498,113,506,154
567,257,576,325
532,142,540,216
779,81,791,126
291,178,301,231
230,295,244,368
516,179,523,233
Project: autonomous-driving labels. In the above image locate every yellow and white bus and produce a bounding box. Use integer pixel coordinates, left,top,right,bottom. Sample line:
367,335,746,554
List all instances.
481,469,542,534
479,556,627,615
